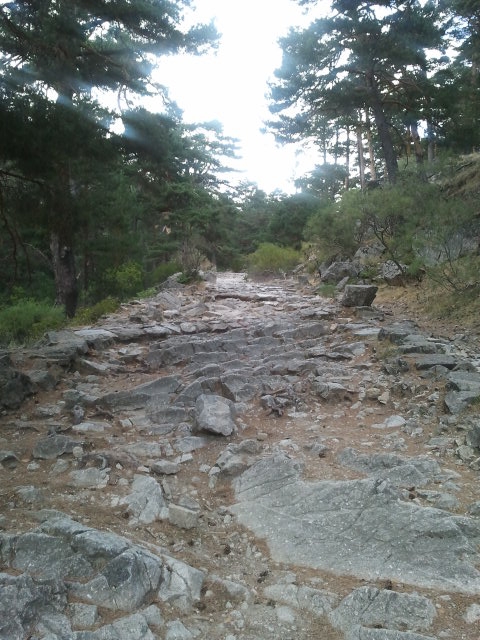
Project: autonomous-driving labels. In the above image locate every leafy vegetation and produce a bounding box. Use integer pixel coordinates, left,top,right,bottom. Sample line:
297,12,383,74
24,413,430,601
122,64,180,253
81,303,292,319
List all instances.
0,0,479,338
246,243,302,276
0,300,65,346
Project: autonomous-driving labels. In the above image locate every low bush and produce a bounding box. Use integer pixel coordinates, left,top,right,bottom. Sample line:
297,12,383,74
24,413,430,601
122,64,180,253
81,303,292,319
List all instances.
72,296,120,325
316,283,337,298
246,243,301,276
0,300,65,345
149,261,182,285
104,261,144,299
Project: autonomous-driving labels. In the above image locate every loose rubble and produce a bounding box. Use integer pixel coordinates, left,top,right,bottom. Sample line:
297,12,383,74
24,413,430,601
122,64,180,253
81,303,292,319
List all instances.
0,272,480,639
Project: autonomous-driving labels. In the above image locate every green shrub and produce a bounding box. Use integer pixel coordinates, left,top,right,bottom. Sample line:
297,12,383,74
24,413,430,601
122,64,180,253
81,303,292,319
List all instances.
149,261,182,285
427,254,480,293
136,287,157,299
246,243,301,276
304,197,362,261
72,296,119,325
0,300,65,345
316,283,337,298
105,261,144,299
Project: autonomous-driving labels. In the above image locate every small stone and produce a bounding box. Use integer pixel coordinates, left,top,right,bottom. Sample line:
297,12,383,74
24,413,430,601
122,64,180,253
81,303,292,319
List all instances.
378,391,390,404
276,605,296,624
464,603,480,623
69,603,98,629
457,445,475,462
168,502,200,530
142,604,164,627
152,460,180,475
69,467,109,488
166,620,194,640
50,459,70,475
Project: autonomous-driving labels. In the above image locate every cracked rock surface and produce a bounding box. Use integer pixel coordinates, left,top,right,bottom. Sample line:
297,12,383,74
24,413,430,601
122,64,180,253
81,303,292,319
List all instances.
1,272,480,639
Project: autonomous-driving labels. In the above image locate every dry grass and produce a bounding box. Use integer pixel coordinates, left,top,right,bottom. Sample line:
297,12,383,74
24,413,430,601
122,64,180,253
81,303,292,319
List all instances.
375,278,480,338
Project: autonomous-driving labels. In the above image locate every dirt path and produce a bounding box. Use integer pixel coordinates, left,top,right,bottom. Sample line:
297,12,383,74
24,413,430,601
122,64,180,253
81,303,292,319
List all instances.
1,273,479,639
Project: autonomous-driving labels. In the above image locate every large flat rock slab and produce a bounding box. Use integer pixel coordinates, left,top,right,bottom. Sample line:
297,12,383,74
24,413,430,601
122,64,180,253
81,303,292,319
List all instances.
231,455,480,594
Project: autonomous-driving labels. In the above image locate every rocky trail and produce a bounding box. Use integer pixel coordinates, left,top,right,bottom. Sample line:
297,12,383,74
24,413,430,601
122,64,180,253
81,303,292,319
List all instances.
1,272,480,640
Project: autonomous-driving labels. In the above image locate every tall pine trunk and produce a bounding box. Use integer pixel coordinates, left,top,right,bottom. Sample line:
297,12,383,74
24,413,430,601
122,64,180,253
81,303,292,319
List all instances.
356,120,366,190
50,159,78,318
366,71,398,184
50,229,78,318
365,110,377,182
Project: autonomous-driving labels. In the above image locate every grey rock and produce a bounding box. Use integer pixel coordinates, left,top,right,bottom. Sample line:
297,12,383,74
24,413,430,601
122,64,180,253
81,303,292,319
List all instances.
154,290,183,310
168,502,200,530
34,329,89,366
263,583,337,617
337,448,442,487
0,360,34,410
33,434,82,460
456,444,476,462
16,485,46,506
69,467,109,489
313,379,355,401
1,531,94,579
173,436,210,453
207,575,252,603
468,501,480,516
345,629,437,640
72,404,86,424
70,547,163,611
398,336,439,355
0,572,67,640
220,373,258,401
444,390,480,415
74,328,118,349
28,367,58,391
231,455,480,593
72,420,110,433
88,612,156,639
69,602,98,629
446,371,480,393
157,555,204,612
141,604,164,628
35,611,73,638
381,260,407,285
2,513,203,617
464,603,480,623
231,438,263,455
279,321,330,340
120,474,168,524
336,275,351,292
329,586,436,632
466,424,480,449
378,323,419,345
0,450,19,469
354,243,385,266
151,459,180,475
194,394,236,436
418,490,460,511
414,355,459,370
321,261,359,284
99,375,181,410
166,620,194,640
215,448,249,476
341,285,378,307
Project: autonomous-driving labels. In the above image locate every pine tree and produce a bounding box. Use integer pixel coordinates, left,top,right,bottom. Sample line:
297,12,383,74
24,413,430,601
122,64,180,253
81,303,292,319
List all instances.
0,0,216,315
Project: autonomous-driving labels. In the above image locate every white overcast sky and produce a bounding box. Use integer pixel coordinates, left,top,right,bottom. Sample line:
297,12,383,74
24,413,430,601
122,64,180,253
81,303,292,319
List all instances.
154,0,329,193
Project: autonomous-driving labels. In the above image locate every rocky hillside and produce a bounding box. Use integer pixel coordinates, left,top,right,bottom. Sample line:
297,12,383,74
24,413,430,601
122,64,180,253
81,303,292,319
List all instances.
1,272,479,640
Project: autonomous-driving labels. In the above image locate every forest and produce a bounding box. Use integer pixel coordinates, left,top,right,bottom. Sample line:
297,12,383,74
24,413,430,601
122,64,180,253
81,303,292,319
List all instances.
0,0,479,343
